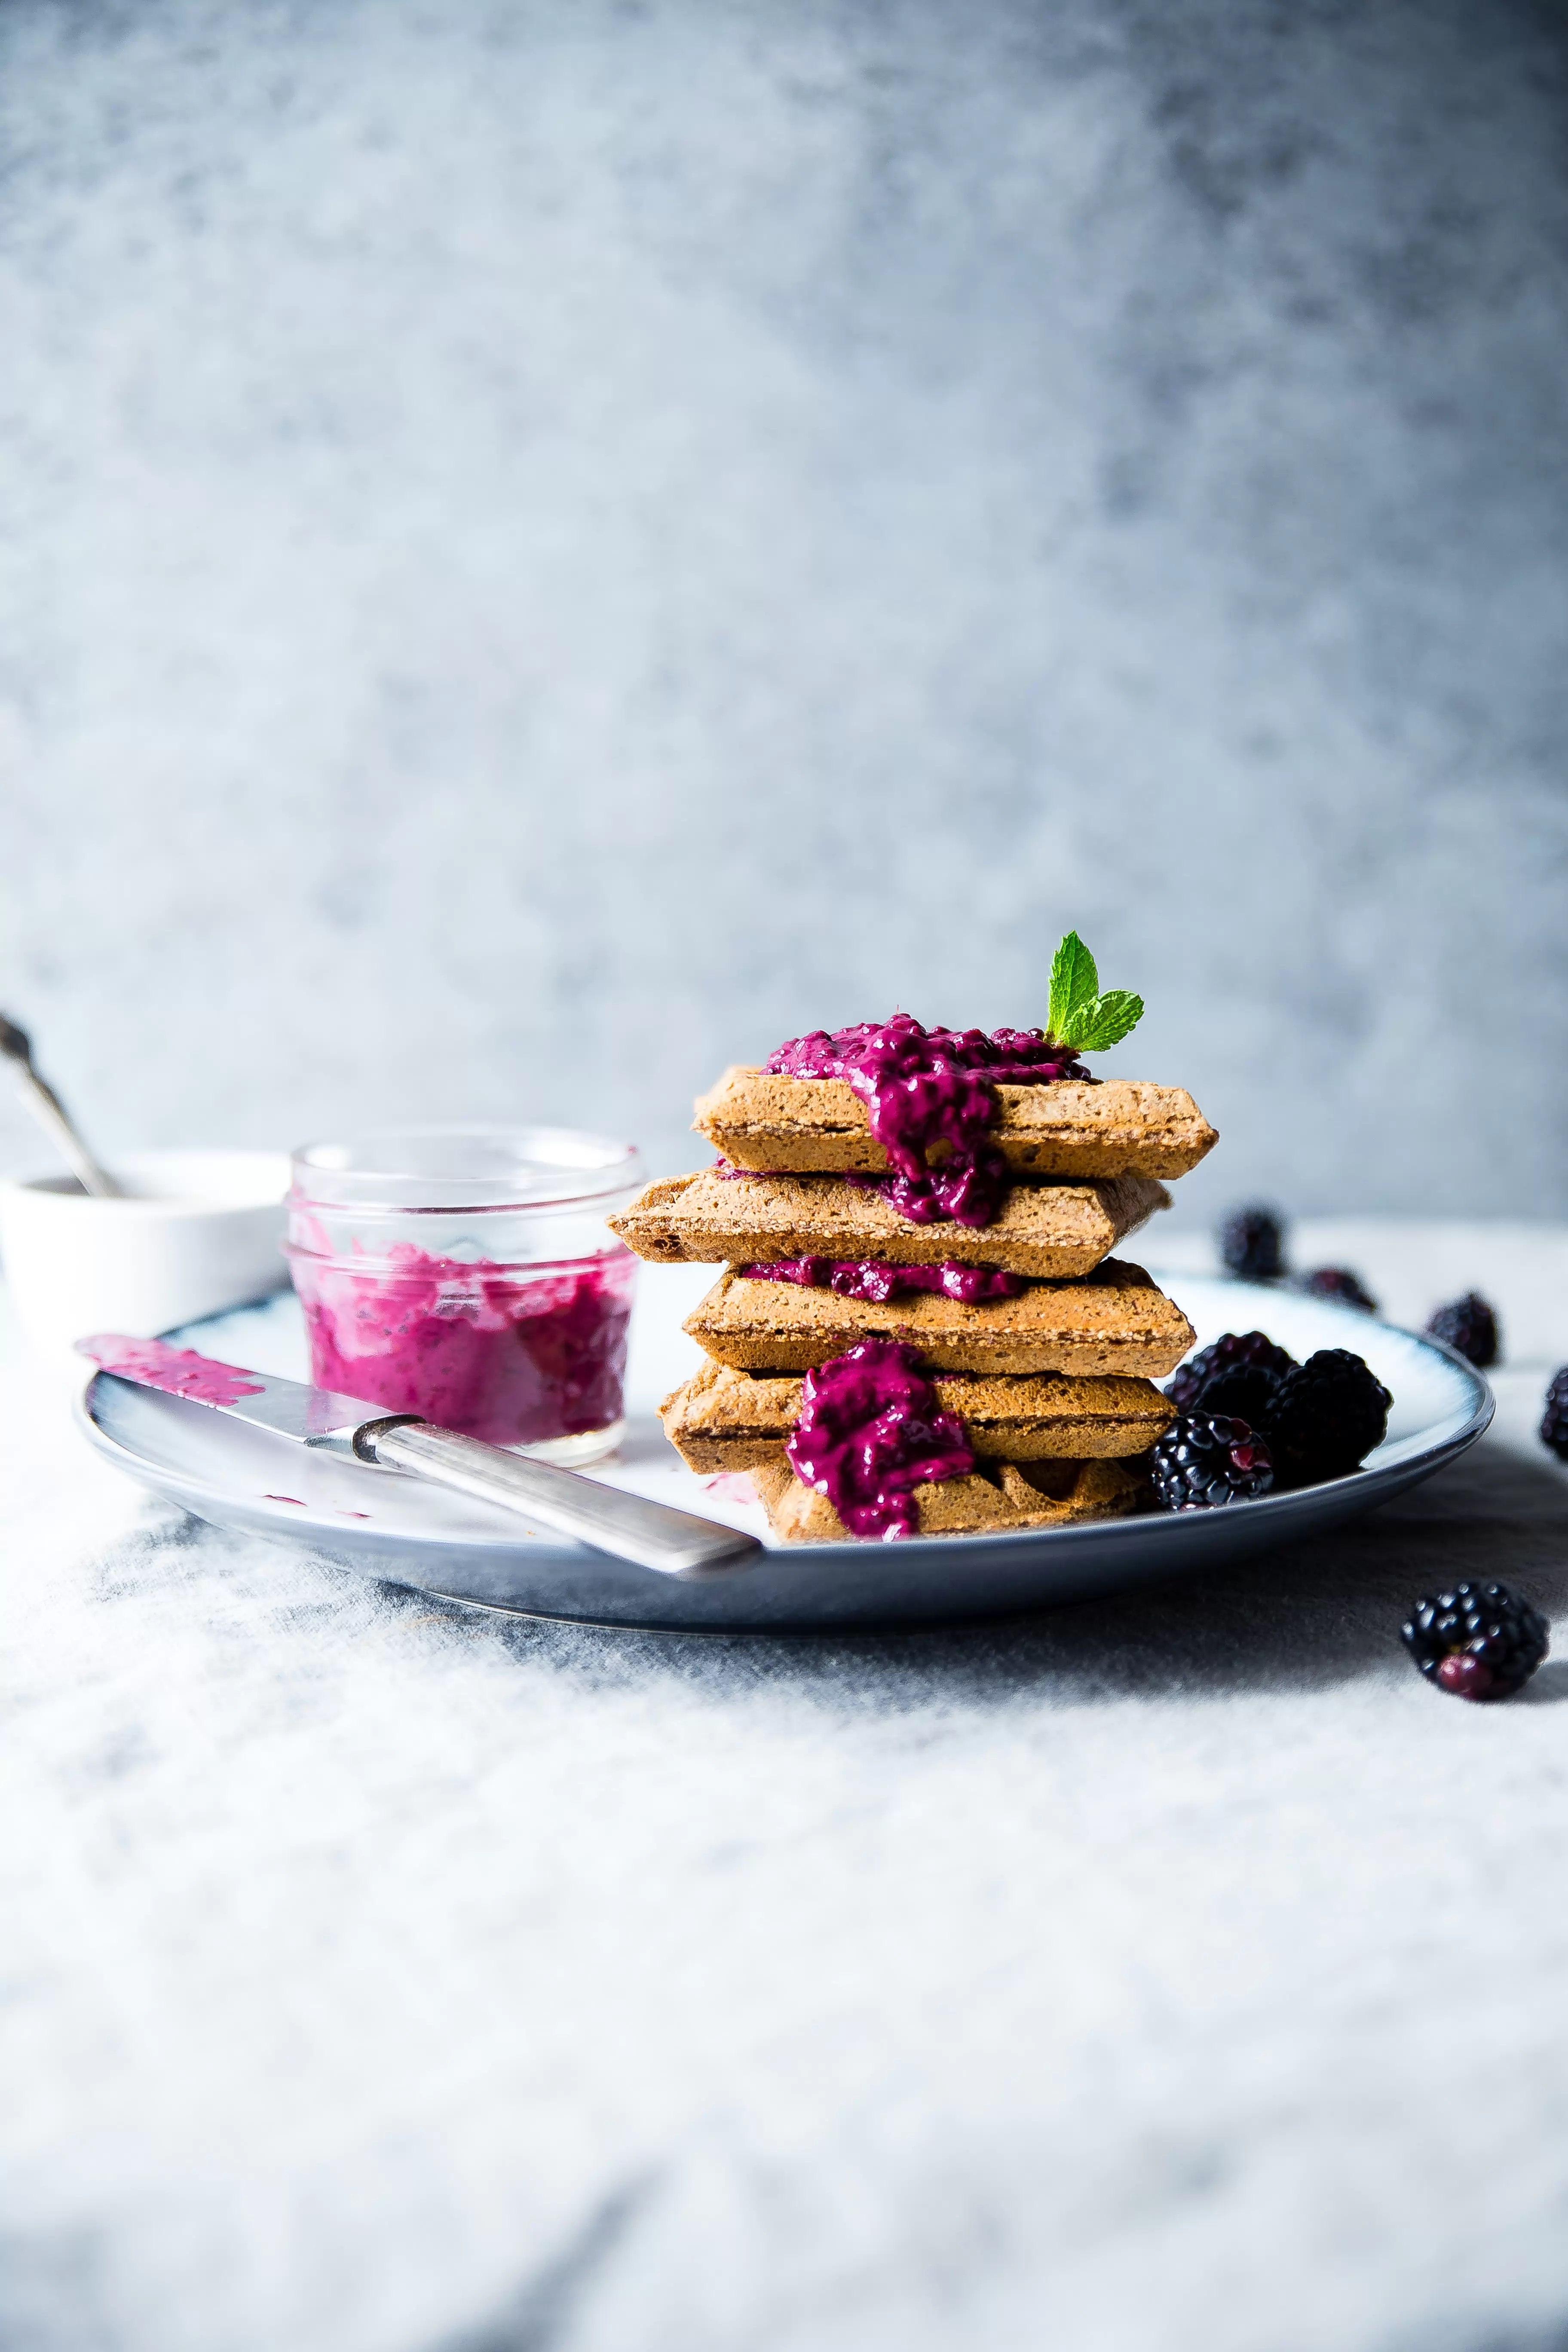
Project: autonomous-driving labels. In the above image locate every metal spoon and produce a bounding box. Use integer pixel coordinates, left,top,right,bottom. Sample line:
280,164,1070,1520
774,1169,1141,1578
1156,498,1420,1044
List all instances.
0,1014,122,1197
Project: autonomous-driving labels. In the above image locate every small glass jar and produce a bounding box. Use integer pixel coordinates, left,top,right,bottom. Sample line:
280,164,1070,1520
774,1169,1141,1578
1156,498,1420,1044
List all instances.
285,1127,643,1466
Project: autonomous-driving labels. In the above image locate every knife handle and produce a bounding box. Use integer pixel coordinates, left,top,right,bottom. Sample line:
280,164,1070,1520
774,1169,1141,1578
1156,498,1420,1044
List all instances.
355,1418,763,1577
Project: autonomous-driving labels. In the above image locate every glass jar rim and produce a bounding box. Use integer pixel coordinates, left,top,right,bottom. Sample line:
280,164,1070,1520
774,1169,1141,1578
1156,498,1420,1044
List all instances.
289,1124,644,1213
282,1238,636,1277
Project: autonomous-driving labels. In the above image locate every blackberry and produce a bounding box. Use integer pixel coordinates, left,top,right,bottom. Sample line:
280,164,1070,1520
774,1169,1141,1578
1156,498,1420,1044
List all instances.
1165,1330,1297,1411
1298,1266,1378,1314
1425,1293,1499,1369
1219,1206,1286,1282
1151,1415,1274,1510
1269,1348,1392,1489
1402,1580,1549,1703
1541,1368,1568,1462
1190,1363,1284,1431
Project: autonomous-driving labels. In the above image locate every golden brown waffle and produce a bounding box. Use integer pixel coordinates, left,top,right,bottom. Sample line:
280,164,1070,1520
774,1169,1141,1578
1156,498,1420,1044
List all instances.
660,1358,1173,1472
610,1166,1169,1279
748,1455,1148,1543
694,1068,1217,1180
683,1257,1194,1377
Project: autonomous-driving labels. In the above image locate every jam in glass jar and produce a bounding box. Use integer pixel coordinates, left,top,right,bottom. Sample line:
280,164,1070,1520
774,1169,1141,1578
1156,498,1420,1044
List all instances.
285,1127,643,1465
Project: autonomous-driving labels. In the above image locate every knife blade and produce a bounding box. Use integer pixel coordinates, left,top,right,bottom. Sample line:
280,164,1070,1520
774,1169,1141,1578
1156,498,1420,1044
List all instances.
77,1334,763,1577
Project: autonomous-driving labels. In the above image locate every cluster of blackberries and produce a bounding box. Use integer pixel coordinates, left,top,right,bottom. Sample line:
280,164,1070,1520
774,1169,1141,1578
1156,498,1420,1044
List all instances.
1200,1222,1562,1696
1152,1332,1392,1511
1203,1224,1559,1699
1403,1581,1550,1703
1219,1207,1512,1373
1218,1205,1380,1317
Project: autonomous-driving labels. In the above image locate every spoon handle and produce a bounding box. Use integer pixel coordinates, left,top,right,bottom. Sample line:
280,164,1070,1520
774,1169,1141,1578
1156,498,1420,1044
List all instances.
0,1014,122,1197
12,1064,123,1198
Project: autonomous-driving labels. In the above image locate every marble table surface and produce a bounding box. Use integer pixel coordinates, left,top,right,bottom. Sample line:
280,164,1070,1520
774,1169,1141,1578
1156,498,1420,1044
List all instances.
6,1219,1568,2352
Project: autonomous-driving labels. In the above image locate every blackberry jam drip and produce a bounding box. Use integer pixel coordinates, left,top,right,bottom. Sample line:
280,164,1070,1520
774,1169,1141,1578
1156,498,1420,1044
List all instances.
784,1336,975,1541
742,1256,1024,1305
765,1016,1085,1227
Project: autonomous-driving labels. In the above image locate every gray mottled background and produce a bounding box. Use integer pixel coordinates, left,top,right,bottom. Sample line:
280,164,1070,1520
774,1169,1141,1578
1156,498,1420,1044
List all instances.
3,0,1567,1218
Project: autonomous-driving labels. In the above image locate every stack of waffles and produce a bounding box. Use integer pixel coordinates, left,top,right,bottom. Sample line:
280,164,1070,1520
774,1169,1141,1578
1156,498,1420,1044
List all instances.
610,1040,1219,1544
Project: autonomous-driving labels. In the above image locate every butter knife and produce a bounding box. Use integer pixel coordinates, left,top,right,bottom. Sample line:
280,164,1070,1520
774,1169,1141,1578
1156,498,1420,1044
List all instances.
77,1334,762,1576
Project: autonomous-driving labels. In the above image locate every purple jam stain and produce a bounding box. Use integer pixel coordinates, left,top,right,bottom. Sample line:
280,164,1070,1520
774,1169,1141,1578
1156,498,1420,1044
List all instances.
77,1334,266,1406
784,1336,974,1541
703,1472,759,1504
264,1494,306,1507
742,1256,1024,1304
288,1243,636,1448
765,1016,1086,1228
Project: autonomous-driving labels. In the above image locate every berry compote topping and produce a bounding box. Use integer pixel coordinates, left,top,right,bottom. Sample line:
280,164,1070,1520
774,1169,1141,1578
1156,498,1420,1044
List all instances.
741,1256,1024,1305
784,1336,975,1540
766,1016,1086,1228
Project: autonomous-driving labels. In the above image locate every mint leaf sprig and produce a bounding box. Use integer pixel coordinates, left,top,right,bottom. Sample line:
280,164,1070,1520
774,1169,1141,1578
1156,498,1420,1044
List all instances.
1046,931,1144,1054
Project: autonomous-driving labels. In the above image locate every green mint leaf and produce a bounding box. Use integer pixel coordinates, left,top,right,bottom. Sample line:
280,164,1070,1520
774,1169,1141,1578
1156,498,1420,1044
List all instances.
1061,989,1145,1053
1047,931,1099,1042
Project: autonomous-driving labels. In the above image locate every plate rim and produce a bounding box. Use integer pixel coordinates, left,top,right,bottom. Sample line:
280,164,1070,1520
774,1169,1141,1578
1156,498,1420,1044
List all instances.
72,1275,1496,1571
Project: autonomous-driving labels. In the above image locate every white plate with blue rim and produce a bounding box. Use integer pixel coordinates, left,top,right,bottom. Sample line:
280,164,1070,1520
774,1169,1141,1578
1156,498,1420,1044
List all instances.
74,1264,1492,1632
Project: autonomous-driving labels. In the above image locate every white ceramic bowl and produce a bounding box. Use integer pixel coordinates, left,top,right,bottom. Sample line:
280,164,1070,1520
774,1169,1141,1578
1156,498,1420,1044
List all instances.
0,1148,290,1365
